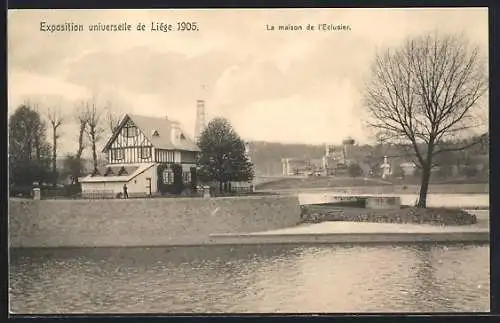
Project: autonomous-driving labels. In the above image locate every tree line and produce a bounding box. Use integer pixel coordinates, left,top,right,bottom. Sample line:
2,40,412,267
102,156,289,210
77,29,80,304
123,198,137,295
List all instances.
9,98,120,192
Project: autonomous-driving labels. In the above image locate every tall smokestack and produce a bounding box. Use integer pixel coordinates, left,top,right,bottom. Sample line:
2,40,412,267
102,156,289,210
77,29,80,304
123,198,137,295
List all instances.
245,142,251,162
195,99,206,140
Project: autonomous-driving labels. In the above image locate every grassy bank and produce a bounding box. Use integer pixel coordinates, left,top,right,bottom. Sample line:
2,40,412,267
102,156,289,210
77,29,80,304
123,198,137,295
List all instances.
255,177,488,195
300,204,478,226
255,177,392,191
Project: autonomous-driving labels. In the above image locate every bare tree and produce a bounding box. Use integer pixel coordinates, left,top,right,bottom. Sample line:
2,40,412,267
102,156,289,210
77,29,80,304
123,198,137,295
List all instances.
28,100,47,162
84,99,105,173
72,102,90,184
46,106,64,186
363,32,487,207
74,102,89,160
104,101,122,134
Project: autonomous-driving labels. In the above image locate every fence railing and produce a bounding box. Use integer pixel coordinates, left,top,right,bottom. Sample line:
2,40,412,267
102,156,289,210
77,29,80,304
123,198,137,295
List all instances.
80,190,116,199
41,188,116,200
38,185,255,200
209,184,254,197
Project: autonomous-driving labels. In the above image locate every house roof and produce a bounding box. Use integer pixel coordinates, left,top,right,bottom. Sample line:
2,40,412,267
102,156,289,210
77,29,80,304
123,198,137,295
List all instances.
80,163,155,183
102,114,200,152
95,165,140,177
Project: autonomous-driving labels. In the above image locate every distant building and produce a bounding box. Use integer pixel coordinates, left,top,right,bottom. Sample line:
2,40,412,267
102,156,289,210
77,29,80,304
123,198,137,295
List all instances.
282,158,309,176
322,137,357,176
280,137,368,177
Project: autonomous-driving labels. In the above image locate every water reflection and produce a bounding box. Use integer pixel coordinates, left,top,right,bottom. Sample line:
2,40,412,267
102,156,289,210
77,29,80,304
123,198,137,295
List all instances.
9,244,489,314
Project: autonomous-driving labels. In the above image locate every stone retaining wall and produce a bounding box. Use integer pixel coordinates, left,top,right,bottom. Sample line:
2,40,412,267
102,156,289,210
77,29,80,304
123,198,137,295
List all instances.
9,195,301,248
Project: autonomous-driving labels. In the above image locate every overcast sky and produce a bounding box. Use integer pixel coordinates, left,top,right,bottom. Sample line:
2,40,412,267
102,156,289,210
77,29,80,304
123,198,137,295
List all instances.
8,8,488,156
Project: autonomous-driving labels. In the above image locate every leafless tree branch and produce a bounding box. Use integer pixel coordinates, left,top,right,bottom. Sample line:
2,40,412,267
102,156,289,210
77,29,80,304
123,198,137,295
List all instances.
363,32,487,207
79,97,104,173
46,106,64,185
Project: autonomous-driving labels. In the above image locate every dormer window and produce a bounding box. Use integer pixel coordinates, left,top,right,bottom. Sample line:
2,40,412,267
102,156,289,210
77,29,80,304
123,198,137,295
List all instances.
118,166,128,176
152,130,159,137
104,167,114,176
124,125,138,138
180,133,186,140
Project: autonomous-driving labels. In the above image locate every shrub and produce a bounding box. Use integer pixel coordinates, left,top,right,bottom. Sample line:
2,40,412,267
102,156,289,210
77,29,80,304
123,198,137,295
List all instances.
348,163,364,177
171,163,184,195
190,167,198,191
9,185,32,197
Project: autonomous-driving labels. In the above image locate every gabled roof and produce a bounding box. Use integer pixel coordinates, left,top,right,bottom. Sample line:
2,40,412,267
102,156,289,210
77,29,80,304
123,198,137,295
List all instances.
81,163,155,183
102,114,200,152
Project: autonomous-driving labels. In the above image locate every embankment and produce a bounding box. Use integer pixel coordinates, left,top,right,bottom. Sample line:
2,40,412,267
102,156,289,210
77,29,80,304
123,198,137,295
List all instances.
300,205,478,226
9,196,301,248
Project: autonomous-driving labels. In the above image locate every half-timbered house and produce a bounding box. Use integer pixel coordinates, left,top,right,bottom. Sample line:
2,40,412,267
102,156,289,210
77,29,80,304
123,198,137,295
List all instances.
80,114,200,197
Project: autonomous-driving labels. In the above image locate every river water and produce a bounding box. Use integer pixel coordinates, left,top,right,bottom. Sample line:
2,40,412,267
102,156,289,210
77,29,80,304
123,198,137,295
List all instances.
10,243,489,314
9,193,490,314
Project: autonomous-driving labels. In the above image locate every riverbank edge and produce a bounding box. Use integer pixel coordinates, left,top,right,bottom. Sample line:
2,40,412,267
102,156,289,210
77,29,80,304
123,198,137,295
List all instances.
208,231,490,245
8,230,490,249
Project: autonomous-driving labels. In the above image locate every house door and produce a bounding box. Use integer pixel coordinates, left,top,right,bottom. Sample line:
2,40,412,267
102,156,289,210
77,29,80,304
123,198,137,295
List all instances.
157,164,171,194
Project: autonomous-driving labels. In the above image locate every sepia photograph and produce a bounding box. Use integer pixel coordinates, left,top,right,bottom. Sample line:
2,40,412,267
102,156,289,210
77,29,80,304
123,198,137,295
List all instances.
8,8,489,314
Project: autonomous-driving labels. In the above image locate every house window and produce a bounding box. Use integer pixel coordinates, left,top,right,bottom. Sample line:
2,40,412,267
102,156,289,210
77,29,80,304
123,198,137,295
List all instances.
124,126,138,138
113,149,124,160
162,168,174,184
140,147,151,159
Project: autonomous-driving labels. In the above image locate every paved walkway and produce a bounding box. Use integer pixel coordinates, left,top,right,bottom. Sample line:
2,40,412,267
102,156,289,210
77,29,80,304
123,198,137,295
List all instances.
246,221,488,236
209,209,489,245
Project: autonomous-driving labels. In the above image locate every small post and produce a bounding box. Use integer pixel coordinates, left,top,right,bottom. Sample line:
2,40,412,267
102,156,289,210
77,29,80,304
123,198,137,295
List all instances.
203,185,210,198
33,187,41,200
